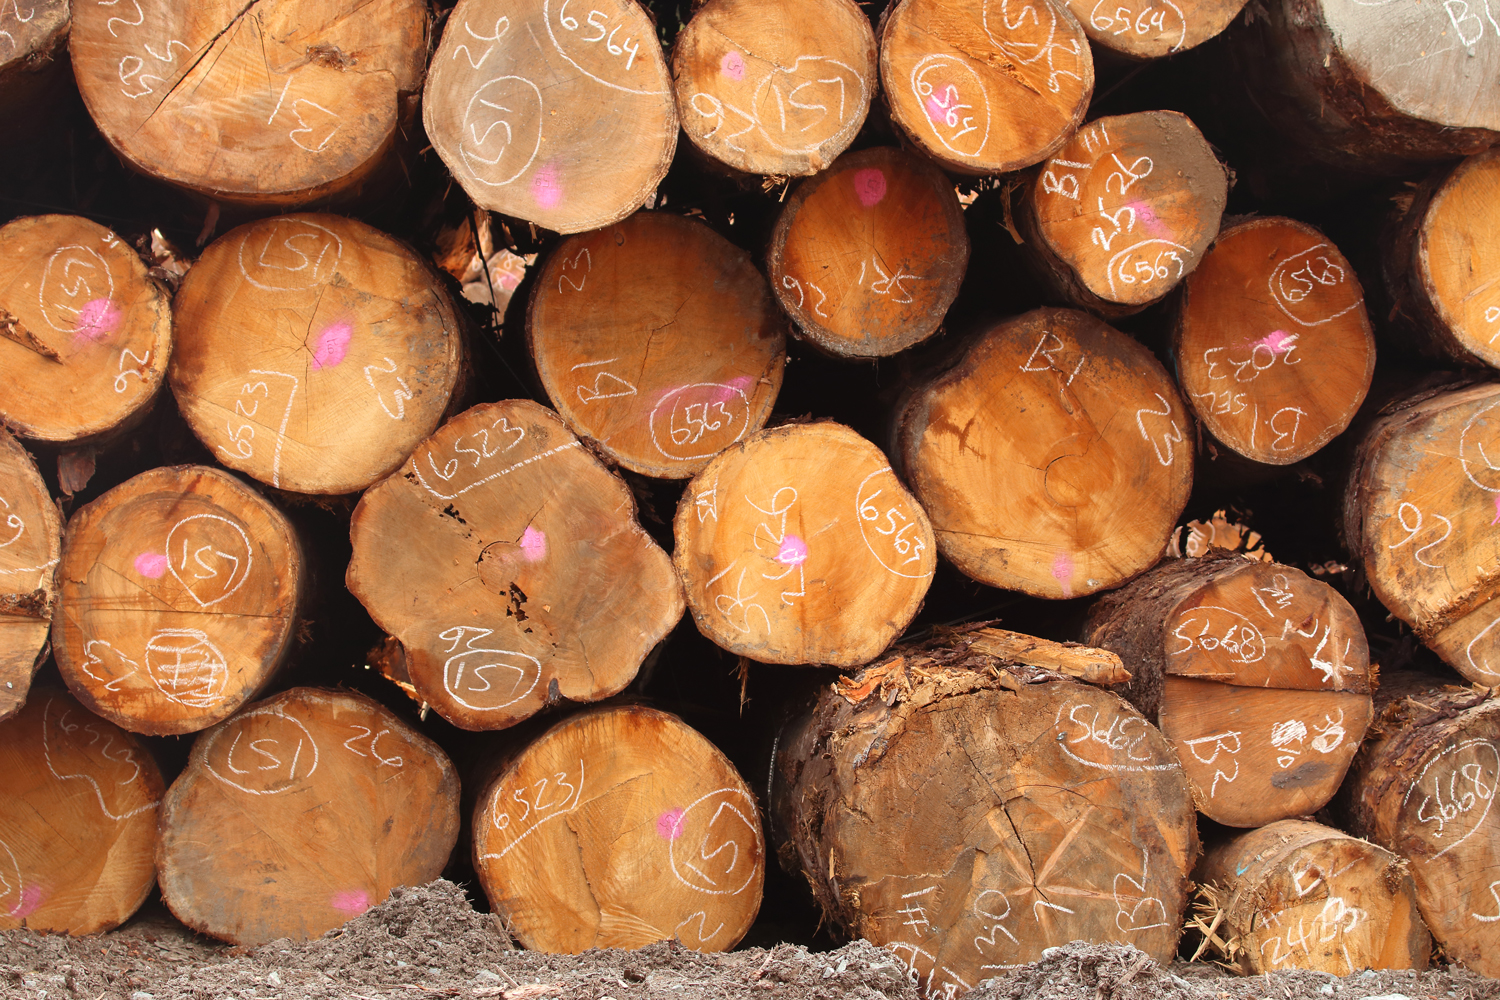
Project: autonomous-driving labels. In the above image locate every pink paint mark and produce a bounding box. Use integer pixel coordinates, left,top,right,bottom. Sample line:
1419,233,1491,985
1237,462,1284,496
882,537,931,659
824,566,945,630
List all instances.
8,884,43,919
657,808,686,840
134,552,169,578
853,168,887,208
330,890,370,915
533,164,563,209
720,50,745,81
924,96,949,125
310,321,353,370
72,298,121,343
1051,552,1074,598
519,526,547,562
716,376,753,403
777,534,808,566
1492,495,1500,526
1127,201,1165,236
498,271,522,292
1252,329,1297,354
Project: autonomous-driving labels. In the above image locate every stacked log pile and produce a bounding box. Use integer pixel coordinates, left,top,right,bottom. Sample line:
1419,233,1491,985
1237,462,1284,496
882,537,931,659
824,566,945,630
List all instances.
2,0,1500,992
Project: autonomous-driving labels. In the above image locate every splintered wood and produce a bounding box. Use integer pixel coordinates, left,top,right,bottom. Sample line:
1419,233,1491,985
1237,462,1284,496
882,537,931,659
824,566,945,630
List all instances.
70,0,429,205
0,215,172,443
52,465,303,736
171,214,463,495
348,400,683,731
1175,218,1374,465
0,689,163,934
773,645,1197,995
1060,0,1248,57
527,212,785,479
1345,382,1500,685
1196,820,1430,974
672,0,877,178
673,421,934,667
1344,678,1500,977
1084,554,1371,827
0,428,61,721
157,687,459,946
472,705,764,953
425,0,677,233
897,307,1192,599
767,146,969,357
878,0,1092,175
1023,112,1227,313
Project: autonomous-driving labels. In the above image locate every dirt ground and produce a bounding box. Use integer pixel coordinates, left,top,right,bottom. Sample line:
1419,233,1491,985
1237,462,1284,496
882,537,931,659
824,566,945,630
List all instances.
2,882,1497,1000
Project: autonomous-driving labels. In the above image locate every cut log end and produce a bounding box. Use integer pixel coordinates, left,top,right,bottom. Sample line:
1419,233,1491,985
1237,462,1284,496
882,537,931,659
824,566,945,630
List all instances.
473,705,764,953
157,687,460,946
0,427,61,721
1061,0,1248,58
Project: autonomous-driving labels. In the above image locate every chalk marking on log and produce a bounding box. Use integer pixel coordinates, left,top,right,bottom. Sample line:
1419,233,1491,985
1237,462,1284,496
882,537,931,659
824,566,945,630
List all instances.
39,245,113,333
1402,737,1499,858
41,698,158,819
481,758,585,860
667,787,762,896
411,440,581,501
543,0,667,96
438,625,542,712
165,513,252,607
201,705,320,795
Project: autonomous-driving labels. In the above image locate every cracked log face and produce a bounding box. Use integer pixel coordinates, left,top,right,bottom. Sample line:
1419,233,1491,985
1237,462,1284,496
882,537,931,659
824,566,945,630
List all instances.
0,689,164,935
0,427,61,722
425,0,677,234
347,400,683,731
670,0,877,178
156,687,459,946
1344,679,1500,977
674,421,935,667
1084,556,1372,827
1175,218,1374,466
69,0,428,205
0,215,173,444
766,146,969,358
772,648,1197,997
1344,382,1500,685
171,213,463,495
1059,0,1247,57
897,307,1192,600
52,465,303,736
1022,112,1227,314
878,0,1092,176
473,704,764,952
1197,819,1430,975
527,212,786,480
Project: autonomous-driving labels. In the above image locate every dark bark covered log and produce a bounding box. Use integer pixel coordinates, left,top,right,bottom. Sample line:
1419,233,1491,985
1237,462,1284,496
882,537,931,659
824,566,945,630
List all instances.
348,400,683,731
1195,819,1430,974
896,307,1193,599
472,704,764,952
52,465,303,736
0,427,60,722
1342,674,1500,977
1343,381,1500,685
671,0,877,178
1174,217,1375,465
0,215,172,445
157,687,460,946
772,631,1198,996
171,213,464,495
1082,552,1372,827
425,0,677,234
0,689,164,934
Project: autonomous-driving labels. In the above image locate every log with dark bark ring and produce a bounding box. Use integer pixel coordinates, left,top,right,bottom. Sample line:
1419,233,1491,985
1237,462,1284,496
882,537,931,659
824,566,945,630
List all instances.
0,427,61,722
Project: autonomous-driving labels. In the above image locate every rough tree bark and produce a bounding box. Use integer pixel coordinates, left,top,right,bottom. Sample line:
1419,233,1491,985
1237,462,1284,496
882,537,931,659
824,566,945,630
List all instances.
171,213,463,495
157,687,460,946
0,427,60,721
1342,674,1500,978
766,146,969,358
527,211,786,479
347,399,683,731
0,689,164,934
70,0,429,206
425,0,678,234
52,465,303,736
772,629,1198,997
1174,217,1375,465
671,0,876,178
1019,112,1227,316
472,704,764,953
0,215,173,444
878,0,1093,176
896,307,1193,600
1195,819,1430,975
1082,552,1372,827
1343,381,1500,685
673,420,935,667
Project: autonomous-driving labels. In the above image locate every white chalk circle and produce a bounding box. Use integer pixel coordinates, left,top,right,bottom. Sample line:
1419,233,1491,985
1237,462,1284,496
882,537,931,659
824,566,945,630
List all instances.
145,628,228,709
460,75,545,188
442,640,542,712
648,383,750,462
667,786,762,897
39,245,114,333
201,706,320,796
236,219,344,292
